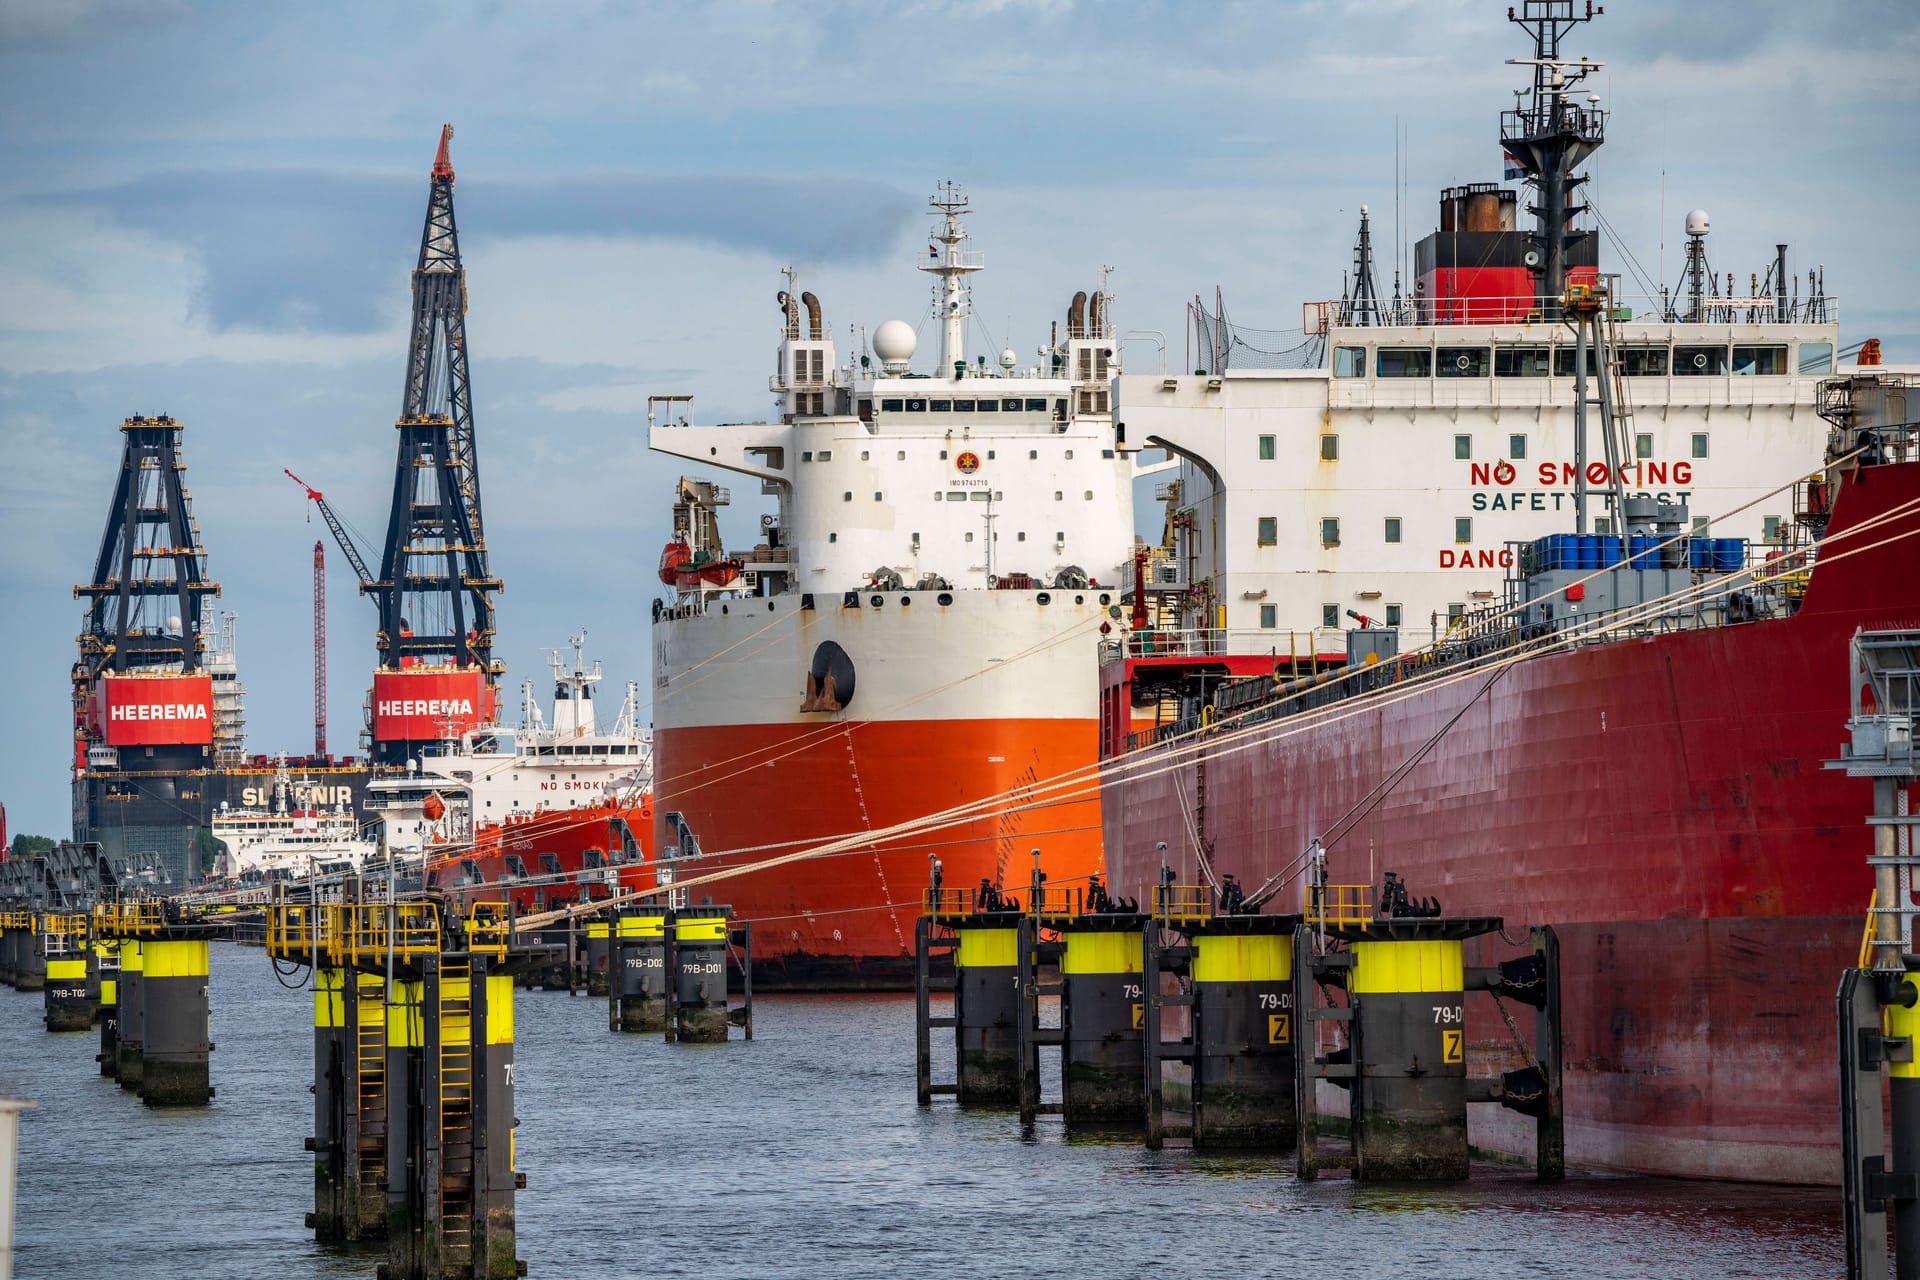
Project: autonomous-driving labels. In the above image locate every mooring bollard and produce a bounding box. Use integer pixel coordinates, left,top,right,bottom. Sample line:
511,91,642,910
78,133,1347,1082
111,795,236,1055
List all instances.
610,907,669,1033
42,914,96,1033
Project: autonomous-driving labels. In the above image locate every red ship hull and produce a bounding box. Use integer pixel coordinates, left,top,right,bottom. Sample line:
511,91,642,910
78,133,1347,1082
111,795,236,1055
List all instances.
430,799,656,914
651,717,1105,988
1103,459,1920,1183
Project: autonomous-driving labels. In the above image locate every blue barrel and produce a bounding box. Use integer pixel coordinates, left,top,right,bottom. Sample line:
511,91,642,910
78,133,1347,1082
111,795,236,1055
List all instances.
1578,535,1600,570
1598,535,1623,567
1716,538,1745,574
1628,534,1653,569
1688,538,1713,570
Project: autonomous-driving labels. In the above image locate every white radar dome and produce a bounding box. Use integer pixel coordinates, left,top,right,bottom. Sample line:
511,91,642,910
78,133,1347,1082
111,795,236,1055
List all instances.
999,348,1017,369
1685,208,1710,237
873,320,917,367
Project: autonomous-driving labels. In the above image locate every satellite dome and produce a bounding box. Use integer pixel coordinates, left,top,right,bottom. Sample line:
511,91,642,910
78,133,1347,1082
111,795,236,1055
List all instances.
873,320,916,368
1685,208,1710,237
999,348,1017,369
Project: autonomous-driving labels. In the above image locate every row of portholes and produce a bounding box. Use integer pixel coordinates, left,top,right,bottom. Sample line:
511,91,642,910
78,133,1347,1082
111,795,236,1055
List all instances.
684,591,1117,619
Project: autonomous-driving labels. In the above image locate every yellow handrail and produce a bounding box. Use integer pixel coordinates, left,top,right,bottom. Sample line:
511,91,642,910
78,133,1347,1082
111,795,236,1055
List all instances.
1303,883,1373,931
1861,888,1879,968
1153,884,1213,924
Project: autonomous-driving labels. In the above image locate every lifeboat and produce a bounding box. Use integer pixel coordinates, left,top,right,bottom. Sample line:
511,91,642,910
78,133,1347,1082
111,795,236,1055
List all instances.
676,556,744,588
658,539,692,586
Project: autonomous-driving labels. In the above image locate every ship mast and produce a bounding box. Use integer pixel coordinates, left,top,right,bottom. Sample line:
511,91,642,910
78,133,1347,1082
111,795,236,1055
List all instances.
919,181,983,375
1499,0,1607,319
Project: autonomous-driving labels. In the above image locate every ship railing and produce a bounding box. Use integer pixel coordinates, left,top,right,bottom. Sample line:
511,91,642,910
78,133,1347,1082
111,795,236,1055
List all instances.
265,902,342,964
92,901,169,938
1303,883,1372,932
1325,291,1838,330
1153,883,1214,925
463,901,512,959
923,887,975,922
1029,885,1082,919
340,901,442,964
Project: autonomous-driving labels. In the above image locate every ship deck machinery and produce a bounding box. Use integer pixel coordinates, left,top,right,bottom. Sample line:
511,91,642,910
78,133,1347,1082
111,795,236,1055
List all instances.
646,188,1145,987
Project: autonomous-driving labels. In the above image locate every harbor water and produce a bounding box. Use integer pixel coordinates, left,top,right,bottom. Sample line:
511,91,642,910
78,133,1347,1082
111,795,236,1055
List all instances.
2,944,1837,1278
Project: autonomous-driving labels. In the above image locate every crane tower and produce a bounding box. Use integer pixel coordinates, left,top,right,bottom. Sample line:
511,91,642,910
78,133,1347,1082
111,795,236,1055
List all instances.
364,124,504,766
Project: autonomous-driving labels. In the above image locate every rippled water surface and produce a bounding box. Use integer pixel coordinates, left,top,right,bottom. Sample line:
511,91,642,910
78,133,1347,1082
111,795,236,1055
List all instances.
2,944,1837,1278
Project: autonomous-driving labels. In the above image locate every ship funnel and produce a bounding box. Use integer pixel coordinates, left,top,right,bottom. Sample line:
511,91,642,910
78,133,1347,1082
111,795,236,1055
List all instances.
1068,291,1087,339
801,291,823,340
777,291,801,339
1089,291,1105,338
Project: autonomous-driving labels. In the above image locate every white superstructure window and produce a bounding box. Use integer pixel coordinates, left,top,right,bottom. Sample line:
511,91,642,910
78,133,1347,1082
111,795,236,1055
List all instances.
1454,517,1472,543
1320,435,1338,461
1260,604,1277,628
1454,435,1472,460
1321,518,1340,547
1257,517,1277,546
1384,518,1402,544
1322,604,1339,628
1378,348,1432,378
1258,435,1275,460
1636,434,1653,459
1333,346,1365,377
1692,433,1710,457
1386,604,1403,627
1509,435,1527,459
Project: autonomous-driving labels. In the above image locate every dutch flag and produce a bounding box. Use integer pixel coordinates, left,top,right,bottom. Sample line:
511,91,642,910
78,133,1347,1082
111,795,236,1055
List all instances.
1504,151,1526,180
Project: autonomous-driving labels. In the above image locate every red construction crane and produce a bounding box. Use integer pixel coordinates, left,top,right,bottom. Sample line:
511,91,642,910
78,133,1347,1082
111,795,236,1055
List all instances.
284,468,375,588
313,540,327,758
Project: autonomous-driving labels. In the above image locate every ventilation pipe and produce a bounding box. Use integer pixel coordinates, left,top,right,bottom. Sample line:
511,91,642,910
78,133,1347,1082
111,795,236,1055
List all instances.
1089,291,1105,337
1068,291,1087,339
801,291,823,340
776,291,800,339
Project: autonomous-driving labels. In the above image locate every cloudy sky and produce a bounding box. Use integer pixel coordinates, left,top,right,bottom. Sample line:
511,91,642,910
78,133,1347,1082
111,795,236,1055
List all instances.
2,0,1915,837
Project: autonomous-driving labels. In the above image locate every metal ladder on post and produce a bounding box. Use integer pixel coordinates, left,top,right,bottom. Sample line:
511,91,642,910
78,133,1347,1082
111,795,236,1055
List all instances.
1295,925,1356,1180
355,977,387,1205
437,955,475,1273
914,914,958,1106
1142,918,1195,1150
1015,915,1065,1126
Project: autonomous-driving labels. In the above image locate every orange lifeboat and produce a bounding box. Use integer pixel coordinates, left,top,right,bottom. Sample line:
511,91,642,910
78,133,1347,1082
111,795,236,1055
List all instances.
676,557,744,588
659,540,692,586
423,791,445,821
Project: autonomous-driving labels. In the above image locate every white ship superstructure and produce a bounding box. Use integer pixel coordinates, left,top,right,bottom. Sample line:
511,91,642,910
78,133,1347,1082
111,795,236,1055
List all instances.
1121,206,1844,657
209,756,373,882
646,184,1134,982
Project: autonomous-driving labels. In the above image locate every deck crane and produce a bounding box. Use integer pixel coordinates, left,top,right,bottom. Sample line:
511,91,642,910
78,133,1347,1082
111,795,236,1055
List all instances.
284,468,375,589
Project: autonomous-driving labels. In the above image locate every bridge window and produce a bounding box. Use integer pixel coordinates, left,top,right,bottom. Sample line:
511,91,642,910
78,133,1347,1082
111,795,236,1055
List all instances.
1798,342,1833,374
1619,345,1670,376
1333,346,1366,377
1025,398,1048,412
930,400,952,412
881,398,904,412
1002,399,1023,411
1257,516,1277,546
1494,346,1550,377
1438,347,1490,377
952,400,975,412
1553,347,1599,377
1731,345,1788,376
905,398,927,411
1377,347,1432,378
1675,346,1728,376
976,400,999,413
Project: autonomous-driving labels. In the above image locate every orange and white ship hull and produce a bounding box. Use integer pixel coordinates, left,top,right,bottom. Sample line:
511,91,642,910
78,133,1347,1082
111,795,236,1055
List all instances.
652,590,1114,988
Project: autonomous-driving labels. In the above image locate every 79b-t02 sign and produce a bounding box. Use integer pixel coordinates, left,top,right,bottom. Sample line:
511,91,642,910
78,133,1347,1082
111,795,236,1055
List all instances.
370,670,492,742
93,673,216,746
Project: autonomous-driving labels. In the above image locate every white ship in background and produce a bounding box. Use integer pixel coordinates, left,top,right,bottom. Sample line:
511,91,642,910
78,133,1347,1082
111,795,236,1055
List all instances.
207,756,375,884
647,184,1136,984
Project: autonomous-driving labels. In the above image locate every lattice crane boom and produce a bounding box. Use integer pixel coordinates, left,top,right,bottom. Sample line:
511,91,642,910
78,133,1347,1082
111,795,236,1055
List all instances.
283,468,375,589
313,540,327,757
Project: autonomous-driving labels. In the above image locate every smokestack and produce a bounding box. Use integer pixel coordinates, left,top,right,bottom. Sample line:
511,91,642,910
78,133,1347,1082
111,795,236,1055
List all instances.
1068,291,1087,339
776,291,800,340
801,291,823,340
1089,291,1105,337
